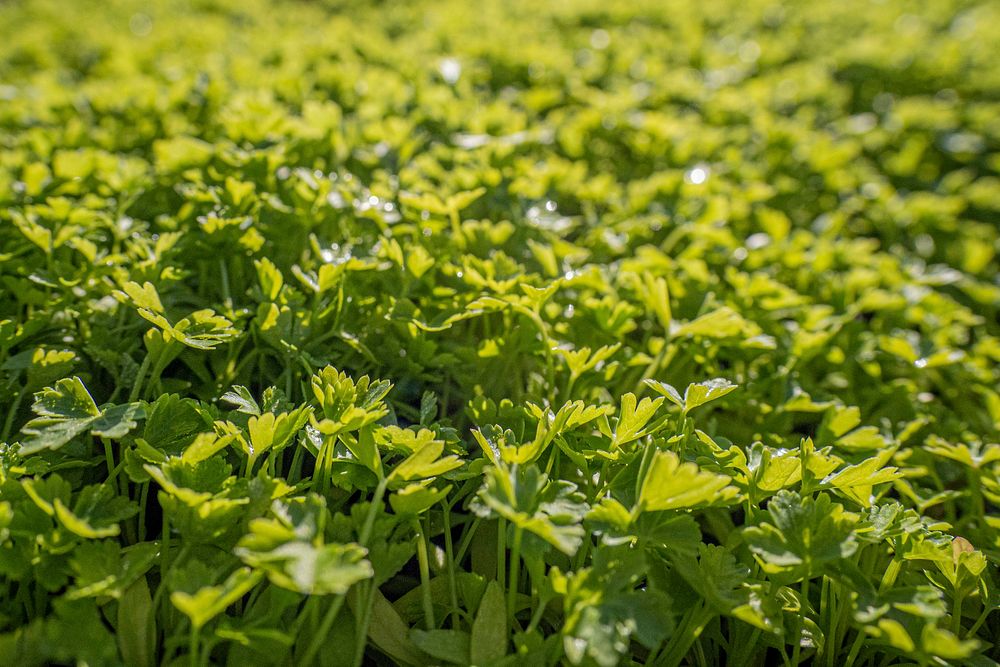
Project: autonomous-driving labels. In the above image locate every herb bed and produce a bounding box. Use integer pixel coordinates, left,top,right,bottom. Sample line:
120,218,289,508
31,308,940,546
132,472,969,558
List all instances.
1,0,999,665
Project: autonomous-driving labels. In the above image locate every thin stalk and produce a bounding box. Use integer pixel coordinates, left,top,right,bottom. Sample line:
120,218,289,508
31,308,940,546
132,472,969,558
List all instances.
792,576,811,666
188,624,200,667
497,519,507,590
967,469,985,529
103,438,117,484
351,581,378,667
966,605,991,636
219,258,232,310
289,444,304,484
454,517,481,566
506,527,523,628
301,477,387,665
525,595,549,634
634,342,677,394
827,581,849,667
951,592,964,635
160,514,172,577
844,626,866,667
513,305,556,402
299,594,347,666
443,506,460,628
692,638,708,667
448,209,466,249
128,352,152,403
731,627,761,667
878,557,901,593
360,479,388,545
572,533,591,570
1,385,27,442
413,516,436,630
659,603,714,667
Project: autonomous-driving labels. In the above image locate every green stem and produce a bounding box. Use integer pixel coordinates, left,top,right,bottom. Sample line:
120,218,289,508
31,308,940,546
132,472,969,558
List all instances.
448,209,465,249
966,605,992,637
443,506,460,628
634,341,677,394
514,306,556,402
525,594,549,635
160,513,172,576
354,477,389,664
497,518,507,591
136,482,149,542
572,533,591,571
732,627,762,667
951,592,964,635
360,479,388,546
188,624,200,667
1,385,27,443
967,470,985,528
844,626,866,667
878,557,901,593
103,438,117,484
219,258,232,310
351,582,378,667
299,594,347,666
413,517,436,630
507,527,523,628
289,444,304,484
827,580,849,667
128,352,152,403
660,603,713,667
454,517,480,566
793,576,811,666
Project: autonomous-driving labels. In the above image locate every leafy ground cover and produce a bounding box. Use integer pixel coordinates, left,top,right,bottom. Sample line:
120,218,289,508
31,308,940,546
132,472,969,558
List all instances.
1,0,1000,664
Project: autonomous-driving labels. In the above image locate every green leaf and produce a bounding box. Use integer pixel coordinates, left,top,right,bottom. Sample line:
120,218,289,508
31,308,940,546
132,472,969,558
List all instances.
644,380,683,408
472,464,587,556
90,402,144,439
20,377,143,454
117,576,154,667
181,432,236,464
119,281,165,314
389,482,452,515
153,135,214,170
471,581,508,664
612,394,664,448
743,491,858,582
636,273,672,333
351,588,433,665
54,485,138,539
171,568,263,630
638,450,739,512
235,497,373,595
31,376,99,419
681,378,738,414
673,307,760,340
245,406,312,465
221,385,261,416
410,629,471,664
823,448,901,507
143,394,208,454
388,440,463,487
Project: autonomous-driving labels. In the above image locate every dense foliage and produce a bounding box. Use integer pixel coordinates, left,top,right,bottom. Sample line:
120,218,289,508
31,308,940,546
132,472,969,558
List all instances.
1,0,999,664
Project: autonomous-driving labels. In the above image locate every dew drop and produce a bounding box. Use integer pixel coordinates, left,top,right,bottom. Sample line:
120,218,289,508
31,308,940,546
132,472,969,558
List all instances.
129,13,153,36
439,58,462,85
590,29,610,50
686,165,709,185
